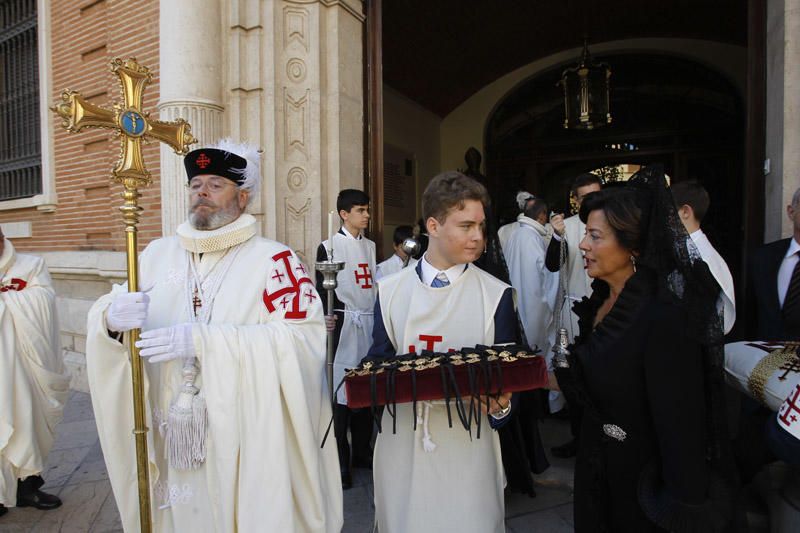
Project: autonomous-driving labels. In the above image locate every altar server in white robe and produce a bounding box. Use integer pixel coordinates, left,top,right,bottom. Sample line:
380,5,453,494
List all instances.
0,226,69,517
316,189,377,489
86,140,342,533
504,197,558,367
544,172,602,458
366,171,517,533
671,180,736,334
375,225,417,281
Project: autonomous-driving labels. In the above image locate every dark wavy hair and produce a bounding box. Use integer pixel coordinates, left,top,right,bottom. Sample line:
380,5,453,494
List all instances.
578,187,650,255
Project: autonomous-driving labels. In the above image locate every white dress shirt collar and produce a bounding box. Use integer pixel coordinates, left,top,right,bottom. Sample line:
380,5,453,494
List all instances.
338,227,361,240
786,237,800,259
420,253,467,287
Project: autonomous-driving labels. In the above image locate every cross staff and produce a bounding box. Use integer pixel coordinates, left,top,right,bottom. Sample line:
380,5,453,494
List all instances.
52,57,196,533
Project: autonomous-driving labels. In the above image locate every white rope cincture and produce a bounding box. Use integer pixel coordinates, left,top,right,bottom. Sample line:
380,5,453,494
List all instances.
416,401,437,452
336,309,374,329
164,244,243,470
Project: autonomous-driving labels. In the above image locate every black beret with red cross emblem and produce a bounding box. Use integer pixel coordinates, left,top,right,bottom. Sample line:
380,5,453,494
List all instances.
184,148,248,185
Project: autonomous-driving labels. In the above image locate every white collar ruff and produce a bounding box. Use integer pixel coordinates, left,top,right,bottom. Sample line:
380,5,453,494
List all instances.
0,238,15,273
176,214,258,253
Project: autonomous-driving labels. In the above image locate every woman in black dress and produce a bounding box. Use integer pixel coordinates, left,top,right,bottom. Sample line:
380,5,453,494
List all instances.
553,167,743,532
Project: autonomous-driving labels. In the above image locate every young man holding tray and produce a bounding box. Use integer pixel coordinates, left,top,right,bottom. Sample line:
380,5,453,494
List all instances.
364,171,517,533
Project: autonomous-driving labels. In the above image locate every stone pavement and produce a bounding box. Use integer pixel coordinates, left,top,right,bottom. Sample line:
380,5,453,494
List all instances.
0,392,120,533
0,391,577,532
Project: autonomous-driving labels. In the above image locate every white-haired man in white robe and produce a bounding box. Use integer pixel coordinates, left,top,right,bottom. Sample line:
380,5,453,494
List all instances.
504,196,558,365
0,225,69,518
85,140,342,532
497,190,535,251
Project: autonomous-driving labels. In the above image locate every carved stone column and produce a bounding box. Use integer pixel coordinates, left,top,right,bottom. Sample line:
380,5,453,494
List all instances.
226,0,365,264
766,0,800,240
158,0,225,235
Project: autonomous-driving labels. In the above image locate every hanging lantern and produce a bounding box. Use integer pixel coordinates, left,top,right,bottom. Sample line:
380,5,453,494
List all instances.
558,39,612,130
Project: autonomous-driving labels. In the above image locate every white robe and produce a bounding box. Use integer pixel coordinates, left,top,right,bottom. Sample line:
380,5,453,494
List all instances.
0,239,69,506
86,217,342,532
504,217,561,411
690,230,736,334
504,216,558,352
497,221,518,251
375,253,417,281
321,232,377,404
373,264,509,533
552,214,592,342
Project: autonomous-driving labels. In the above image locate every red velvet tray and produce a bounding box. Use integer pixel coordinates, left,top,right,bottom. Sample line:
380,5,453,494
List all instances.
345,350,547,409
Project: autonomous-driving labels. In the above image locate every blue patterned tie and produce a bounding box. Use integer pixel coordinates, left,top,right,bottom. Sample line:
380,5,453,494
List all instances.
431,272,450,288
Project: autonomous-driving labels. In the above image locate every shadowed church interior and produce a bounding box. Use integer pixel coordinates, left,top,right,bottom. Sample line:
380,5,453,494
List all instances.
372,0,755,336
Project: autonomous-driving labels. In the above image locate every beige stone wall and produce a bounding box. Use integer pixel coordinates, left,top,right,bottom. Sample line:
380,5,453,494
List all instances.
38,251,126,392
382,86,442,256
766,0,800,242
224,0,366,265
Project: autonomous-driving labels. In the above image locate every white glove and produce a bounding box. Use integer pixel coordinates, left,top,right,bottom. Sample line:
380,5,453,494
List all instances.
136,323,196,363
106,291,150,333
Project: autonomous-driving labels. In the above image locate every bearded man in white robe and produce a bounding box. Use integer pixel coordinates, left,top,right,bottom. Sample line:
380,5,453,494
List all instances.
85,140,342,532
0,226,69,517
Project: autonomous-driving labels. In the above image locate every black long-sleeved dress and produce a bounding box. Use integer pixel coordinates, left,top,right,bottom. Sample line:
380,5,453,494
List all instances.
556,269,736,532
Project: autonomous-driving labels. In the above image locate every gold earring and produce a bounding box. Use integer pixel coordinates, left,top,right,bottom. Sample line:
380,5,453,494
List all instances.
630,255,637,273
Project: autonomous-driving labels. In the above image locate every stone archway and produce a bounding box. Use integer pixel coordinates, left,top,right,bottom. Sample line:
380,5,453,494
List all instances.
484,51,745,327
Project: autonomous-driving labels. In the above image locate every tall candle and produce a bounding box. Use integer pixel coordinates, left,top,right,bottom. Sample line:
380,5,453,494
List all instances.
328,210,336,260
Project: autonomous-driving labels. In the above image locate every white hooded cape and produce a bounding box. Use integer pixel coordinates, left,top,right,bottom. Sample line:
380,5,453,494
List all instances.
0,239,69,505
85,216,342,532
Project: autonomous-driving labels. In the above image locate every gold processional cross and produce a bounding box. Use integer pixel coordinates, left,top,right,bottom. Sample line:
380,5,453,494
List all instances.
52,57,196,533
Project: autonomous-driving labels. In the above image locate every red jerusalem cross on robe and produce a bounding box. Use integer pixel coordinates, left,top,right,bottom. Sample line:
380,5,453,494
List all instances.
263,250,315,319
355,263,373,289
778,384,800,435
0,278,27,292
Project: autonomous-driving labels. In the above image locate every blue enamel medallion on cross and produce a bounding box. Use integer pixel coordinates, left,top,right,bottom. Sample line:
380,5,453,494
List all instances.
119,109,146,137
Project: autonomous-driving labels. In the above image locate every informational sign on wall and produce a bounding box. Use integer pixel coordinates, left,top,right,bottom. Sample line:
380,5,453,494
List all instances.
383,143,416,224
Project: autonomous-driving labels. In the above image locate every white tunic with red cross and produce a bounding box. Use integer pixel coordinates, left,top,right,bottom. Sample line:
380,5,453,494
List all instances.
372,263,509,533
322,231,377,404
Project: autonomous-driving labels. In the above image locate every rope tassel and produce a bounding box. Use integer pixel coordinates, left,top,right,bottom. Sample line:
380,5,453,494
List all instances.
166,359,207,470
416,402,437,452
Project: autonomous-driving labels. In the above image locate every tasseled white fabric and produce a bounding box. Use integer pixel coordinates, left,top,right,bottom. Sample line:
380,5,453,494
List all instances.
416,402,437,452
166,360,207,469
164,226,245,470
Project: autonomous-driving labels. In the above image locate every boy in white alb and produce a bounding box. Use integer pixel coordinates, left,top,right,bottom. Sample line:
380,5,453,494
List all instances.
366,171,517,533
315,189,377,489
375,225,417,281
671,180,736,334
